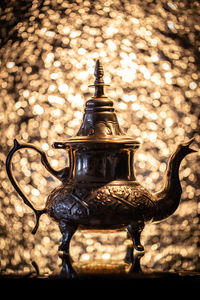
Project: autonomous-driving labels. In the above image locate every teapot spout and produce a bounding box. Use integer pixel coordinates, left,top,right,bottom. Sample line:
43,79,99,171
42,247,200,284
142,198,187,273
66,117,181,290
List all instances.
152,138,197,222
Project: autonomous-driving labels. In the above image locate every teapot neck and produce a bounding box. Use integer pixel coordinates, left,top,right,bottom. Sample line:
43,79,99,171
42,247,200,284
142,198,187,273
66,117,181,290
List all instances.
65,145,138,184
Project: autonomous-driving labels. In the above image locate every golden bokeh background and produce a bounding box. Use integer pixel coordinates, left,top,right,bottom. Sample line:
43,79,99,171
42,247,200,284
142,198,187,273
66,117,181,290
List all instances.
0,0,199,276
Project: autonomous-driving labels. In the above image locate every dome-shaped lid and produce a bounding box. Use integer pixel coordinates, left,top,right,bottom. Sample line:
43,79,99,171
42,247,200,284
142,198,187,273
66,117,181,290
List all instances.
53,60,140,148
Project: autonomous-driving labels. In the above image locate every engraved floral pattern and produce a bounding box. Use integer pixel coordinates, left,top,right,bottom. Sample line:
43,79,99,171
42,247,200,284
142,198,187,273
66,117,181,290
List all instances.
46,182,155,226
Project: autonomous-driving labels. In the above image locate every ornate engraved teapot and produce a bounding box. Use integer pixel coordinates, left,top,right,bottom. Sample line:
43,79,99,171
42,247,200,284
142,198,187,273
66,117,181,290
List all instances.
6,60,197,253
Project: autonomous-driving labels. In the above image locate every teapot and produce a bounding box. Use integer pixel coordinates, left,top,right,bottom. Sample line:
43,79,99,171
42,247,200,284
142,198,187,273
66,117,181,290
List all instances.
6,60,197,253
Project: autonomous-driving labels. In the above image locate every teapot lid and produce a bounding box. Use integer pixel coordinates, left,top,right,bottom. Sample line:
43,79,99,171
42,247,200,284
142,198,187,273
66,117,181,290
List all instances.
53,60,140,148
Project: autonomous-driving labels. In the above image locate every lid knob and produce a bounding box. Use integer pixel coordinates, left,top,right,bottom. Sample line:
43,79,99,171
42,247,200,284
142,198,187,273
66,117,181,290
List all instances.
89,59,109,98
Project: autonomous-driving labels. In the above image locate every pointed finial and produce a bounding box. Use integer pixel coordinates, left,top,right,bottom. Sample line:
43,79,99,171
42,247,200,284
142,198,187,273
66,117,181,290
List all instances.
89,59,109,98
94,59,104,85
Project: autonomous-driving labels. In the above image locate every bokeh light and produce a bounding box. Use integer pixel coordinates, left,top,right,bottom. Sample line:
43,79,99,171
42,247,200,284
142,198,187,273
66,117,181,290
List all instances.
0,0,199,276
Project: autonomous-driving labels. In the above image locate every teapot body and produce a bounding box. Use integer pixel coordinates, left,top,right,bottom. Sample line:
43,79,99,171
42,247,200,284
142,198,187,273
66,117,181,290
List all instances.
46,181,154,230
46,142,154,227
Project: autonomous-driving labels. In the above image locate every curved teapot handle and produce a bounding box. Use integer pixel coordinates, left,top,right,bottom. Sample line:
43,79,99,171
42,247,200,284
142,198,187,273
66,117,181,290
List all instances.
6,139,67,234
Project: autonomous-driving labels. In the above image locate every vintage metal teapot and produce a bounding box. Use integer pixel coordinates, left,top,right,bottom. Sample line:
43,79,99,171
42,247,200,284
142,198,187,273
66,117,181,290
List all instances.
6,60,197,253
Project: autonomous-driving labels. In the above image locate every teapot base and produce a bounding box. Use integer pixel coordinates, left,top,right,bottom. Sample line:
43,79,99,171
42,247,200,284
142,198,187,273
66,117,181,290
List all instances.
58,220,144,253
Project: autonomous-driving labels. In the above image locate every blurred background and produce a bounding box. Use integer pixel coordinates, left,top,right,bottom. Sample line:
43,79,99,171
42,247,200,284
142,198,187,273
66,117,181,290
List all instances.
0,0,199,276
